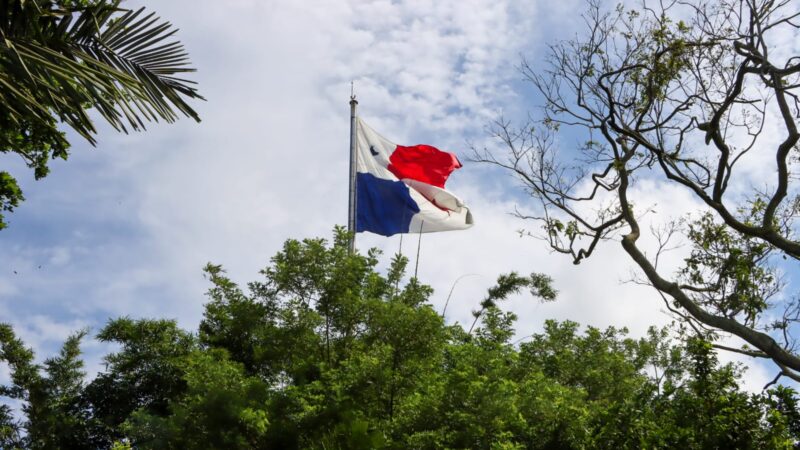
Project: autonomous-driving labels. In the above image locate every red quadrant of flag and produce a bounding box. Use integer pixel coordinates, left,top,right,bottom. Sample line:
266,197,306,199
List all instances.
387,144,462,189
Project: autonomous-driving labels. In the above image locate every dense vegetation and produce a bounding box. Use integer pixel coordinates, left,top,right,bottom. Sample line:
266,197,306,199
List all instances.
0,229,797,449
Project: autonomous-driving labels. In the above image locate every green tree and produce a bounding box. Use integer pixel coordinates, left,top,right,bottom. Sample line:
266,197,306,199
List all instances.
0,230,798,448
83,318,197,447
191,229,799,449
121,349,271,450
476,0,800,381
0,0,202,229
0,325,99,448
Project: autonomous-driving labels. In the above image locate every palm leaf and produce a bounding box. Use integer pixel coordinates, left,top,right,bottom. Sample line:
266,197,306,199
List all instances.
0,0,203,144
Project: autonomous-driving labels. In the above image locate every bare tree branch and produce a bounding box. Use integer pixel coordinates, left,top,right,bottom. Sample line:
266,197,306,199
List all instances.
484,0,800,375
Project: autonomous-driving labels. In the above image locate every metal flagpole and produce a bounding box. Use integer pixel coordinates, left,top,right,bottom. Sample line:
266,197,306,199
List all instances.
413,220,424,278
347,84,358,253
398,234,404,256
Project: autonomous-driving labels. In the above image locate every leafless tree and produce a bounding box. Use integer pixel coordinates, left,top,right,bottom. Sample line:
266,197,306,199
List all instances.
476,0,800,381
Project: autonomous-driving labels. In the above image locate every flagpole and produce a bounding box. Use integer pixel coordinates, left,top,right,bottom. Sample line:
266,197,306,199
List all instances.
348,87,358,253
413,220,424,278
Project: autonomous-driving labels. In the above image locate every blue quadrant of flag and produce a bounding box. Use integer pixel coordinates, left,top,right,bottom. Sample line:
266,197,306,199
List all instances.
356,172,420,236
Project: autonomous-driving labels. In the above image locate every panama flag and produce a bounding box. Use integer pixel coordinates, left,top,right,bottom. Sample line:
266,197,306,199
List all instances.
355,118,474,236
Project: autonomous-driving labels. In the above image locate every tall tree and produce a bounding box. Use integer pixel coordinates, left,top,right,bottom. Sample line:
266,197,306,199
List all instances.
476,0,800,381
0,0,202,228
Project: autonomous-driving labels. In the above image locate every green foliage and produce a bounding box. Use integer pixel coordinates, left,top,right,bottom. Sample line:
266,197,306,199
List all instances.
0,0,202,229
0,326,100,449
0,229,797,448
0,172,24,230
680,212,778,327
122,350,270,450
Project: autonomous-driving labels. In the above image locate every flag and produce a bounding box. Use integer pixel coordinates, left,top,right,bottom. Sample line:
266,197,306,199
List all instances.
354,118,474,236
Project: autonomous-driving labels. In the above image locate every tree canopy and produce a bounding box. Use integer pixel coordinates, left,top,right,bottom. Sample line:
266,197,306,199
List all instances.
0,229,797,449
0,0,202,229
477,0,800,382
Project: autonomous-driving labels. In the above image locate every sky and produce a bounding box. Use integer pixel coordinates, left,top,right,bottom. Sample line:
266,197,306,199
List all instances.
0,0,791,391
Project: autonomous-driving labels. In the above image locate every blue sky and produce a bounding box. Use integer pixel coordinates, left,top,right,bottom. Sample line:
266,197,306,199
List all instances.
0,0,791,390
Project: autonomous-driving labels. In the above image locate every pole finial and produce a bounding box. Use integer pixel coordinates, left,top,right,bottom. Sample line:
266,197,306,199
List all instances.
350,80,357,104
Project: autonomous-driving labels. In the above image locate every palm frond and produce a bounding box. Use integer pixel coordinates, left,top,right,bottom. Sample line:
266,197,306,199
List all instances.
0,0,203,145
